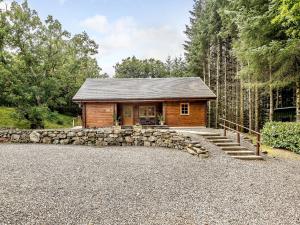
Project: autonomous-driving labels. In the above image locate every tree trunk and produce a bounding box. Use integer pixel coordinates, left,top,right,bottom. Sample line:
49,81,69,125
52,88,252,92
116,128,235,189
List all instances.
215,41,220,128
235,63,240,124
255,84,259,131
207,48,211,127
297,79,300,122
269,63,274,121
224,50,227,120
240,77,244,129
249,87,252,131
202,61,206,83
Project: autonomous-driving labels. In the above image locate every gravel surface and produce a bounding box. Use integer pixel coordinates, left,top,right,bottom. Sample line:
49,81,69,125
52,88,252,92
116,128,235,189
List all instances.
0,143,299,225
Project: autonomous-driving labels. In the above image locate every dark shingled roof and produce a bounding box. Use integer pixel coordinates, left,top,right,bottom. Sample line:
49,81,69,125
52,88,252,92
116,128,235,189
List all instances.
72,77,216,101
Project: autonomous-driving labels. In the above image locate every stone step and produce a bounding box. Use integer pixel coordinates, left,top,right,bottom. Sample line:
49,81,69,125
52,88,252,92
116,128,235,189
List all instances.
221,146,248,151
210,139,233,143
231,155,264,160
225,150,255,155
215,142,240,146
205,136,226,139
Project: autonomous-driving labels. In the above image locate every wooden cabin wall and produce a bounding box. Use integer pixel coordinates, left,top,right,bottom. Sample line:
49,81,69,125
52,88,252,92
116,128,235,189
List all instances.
164,101,207,127
85,103,115,128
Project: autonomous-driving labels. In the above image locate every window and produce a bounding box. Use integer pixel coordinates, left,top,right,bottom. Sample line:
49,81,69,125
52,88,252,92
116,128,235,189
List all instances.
180,103,189,115
139,105,156,118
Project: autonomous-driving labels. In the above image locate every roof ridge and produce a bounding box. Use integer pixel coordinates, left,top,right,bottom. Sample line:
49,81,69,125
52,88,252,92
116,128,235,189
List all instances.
87,77,201,80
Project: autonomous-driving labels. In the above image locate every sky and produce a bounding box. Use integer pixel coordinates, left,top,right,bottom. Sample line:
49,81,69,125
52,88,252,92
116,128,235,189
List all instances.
1,0,194,75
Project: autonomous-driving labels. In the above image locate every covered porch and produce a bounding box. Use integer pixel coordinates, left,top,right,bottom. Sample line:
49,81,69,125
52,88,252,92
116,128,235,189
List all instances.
116,102,164,126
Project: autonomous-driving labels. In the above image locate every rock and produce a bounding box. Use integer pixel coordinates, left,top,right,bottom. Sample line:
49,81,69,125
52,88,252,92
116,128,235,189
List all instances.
199,154,209,159
60,139,69,145
117,137,123,142
148,136,156,142
67,132,75,137
58,133,67,139
30,131,40,143
187,147,197,155
125,136,133,143
11,134,20,141
42,137,52,144
144,141,151,147
88,132,96,137
77,132,83,137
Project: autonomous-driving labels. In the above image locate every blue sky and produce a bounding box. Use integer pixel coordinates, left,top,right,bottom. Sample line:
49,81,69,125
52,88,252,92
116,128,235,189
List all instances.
3,0,194,75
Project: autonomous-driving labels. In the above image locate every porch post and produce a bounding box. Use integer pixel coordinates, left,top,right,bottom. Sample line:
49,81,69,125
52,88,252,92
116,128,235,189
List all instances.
163,102,166,125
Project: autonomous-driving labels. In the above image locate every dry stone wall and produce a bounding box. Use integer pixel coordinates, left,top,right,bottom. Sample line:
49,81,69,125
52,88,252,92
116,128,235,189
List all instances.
0,127,208,158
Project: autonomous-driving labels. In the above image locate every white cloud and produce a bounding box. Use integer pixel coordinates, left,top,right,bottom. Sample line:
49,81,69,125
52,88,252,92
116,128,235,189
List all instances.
80,15,185,75
80,15,109,33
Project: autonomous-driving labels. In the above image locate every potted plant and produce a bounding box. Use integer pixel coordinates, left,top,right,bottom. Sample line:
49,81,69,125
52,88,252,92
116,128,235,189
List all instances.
113,114,121,126
157,113,165,125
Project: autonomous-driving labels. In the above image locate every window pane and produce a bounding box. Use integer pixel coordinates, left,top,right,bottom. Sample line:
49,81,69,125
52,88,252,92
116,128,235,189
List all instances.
181,103,189,115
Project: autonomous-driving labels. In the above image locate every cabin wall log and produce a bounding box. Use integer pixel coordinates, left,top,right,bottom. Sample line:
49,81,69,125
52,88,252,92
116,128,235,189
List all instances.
165,101,207,127
85,103,115,128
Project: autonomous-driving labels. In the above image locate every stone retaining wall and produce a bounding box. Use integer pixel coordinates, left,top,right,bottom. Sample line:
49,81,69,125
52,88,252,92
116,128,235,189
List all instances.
0,127,208,158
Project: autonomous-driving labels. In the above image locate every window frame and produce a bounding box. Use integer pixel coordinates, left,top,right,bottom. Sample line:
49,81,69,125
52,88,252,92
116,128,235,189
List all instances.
180,103,190,116
139,105,156,118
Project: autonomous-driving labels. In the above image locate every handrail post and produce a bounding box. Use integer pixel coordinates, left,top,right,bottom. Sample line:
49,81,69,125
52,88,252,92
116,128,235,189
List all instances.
223,120,226,136
256,133,260,155
236,124,240,144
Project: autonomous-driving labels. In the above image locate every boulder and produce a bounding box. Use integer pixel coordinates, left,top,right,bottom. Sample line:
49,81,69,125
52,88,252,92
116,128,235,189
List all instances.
125,136,133,143
144,141,151,147
30,131,40,143
67,132,75,137
11,134,20,141
60,139,69,145
42,137,52,144
148,136,156,142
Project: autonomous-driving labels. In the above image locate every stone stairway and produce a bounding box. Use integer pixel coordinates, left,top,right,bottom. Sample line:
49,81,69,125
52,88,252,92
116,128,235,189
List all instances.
200,132,264,160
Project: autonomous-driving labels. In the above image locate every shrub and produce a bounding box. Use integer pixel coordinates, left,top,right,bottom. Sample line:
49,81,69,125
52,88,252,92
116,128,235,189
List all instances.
262,122,300,154
15,106,49,129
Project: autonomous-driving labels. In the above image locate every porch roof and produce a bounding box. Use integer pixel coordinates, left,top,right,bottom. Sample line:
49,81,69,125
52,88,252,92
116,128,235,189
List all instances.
73,77,216,102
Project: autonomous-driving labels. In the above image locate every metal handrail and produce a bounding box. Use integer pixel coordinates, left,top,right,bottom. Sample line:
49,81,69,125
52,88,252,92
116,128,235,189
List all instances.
219,118,261,155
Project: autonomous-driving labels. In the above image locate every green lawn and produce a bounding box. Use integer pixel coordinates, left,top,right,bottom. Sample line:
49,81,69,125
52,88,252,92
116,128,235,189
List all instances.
246,133,300,160
0,107,81,129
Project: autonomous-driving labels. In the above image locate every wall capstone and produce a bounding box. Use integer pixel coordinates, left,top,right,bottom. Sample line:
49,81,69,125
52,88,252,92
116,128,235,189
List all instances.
0,127,208,158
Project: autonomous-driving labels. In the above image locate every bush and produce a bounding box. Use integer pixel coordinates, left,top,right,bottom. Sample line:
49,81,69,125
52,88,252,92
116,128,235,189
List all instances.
262,122,300,154
15,106,49,129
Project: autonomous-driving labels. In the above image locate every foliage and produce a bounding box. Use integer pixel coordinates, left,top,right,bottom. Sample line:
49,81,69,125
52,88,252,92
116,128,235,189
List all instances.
114,56,168,78
0,107,79,129
184,0,300,127
157,113,164,122
114,56,190,78
0,1,102,126
262,122,300,154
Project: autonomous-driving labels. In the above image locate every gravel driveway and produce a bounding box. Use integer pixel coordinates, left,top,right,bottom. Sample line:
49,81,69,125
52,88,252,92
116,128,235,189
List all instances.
0,144,299,225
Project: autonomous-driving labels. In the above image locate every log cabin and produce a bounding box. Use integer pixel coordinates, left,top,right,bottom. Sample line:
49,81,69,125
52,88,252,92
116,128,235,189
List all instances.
72,77,216,128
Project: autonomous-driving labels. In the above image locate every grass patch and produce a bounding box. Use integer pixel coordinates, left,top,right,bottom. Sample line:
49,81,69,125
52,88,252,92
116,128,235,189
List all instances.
0,107,81,129
245,133,300,160
261,145,300,161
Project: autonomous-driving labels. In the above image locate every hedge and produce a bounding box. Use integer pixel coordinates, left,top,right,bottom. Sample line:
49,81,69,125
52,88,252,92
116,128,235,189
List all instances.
262,122,300,154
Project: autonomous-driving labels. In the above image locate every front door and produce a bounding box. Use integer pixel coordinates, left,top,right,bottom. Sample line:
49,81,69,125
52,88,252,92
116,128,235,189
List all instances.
122,104,133,125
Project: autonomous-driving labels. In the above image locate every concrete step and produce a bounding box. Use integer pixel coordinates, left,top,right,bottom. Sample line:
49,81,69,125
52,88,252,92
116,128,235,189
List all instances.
225,150,255,155
200,133,220,137
215,142,240,147
205,136,226,139
232,155,264,160
210,139,233,143
221,146,248,151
